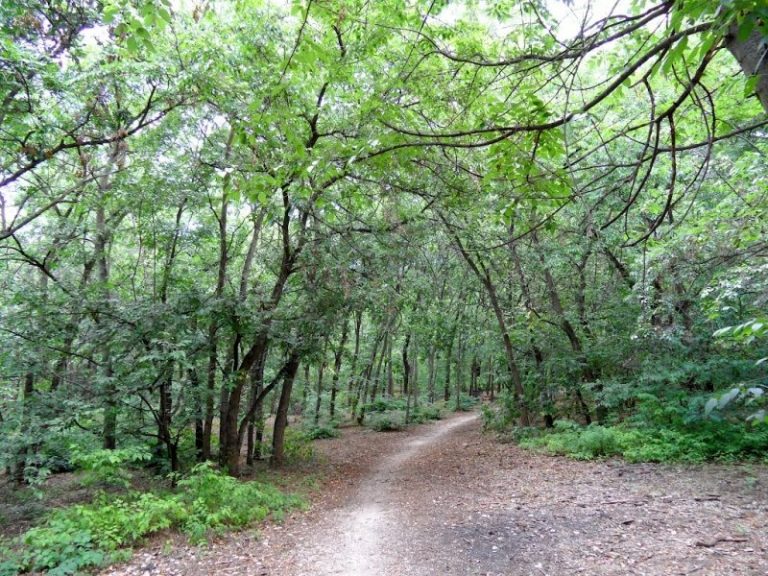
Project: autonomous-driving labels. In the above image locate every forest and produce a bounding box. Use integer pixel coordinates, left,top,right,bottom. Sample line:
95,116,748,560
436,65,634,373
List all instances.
1,0,767,574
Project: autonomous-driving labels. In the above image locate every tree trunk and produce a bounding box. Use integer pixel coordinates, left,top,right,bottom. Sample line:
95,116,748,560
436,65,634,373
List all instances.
95,198,117,450
13,372,35,485
444,340,452,402
329,319,349,420
726,25,768,113
427,345,436,403
246,351,266,465
347,310,362,407
271,355,301,467
313,346,327,426
402,332,411,397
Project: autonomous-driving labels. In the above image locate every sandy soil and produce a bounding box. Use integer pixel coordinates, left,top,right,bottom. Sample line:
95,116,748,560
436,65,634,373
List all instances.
101,412,768,576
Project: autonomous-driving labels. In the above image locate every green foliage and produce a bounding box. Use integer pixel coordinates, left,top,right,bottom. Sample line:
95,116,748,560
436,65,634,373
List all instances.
4,464,301,575
176,464,301,543
520,421,768,463
366,411,406,431
364,398,408,413
69,445,152,488
300,421,340,440
455,394,480,412
520,423,621,459
280,428,316,462
482,392,519,431
413,404,443,422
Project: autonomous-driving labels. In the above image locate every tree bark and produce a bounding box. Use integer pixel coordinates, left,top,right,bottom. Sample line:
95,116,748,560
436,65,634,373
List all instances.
271,354,301,467
726,25,768,113
329,319,349,420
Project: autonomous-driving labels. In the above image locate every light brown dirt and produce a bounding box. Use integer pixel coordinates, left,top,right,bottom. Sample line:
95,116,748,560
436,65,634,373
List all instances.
101,412,768,576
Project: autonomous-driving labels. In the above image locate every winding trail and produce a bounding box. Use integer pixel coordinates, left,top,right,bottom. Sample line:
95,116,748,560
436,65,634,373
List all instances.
103,411,768,576
290,413,479,576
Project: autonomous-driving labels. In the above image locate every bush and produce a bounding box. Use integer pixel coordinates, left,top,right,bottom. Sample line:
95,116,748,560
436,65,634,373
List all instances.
366,411,405,431
414,404,443,422
301,421,340,440
520,424,620,459
520,421,768,463
281,428,315,461
481,393,518,431
177,463,301,543
363,398,407,413
456,394,480,411
69,445,152,488
6,464,301,575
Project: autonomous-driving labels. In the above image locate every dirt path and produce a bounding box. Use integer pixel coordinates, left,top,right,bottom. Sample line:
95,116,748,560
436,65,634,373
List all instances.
284,412,479,576
103,413,768,576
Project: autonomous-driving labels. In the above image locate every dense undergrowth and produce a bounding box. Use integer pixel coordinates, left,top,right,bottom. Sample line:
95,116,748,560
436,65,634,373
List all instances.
0,464,302,576
484,391,768,463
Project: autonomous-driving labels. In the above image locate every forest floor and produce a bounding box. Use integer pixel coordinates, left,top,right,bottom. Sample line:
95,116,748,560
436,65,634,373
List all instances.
101,411,768,576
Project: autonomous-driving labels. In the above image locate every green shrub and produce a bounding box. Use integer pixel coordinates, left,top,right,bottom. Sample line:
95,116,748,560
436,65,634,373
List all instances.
520,421,768,463
7,464,301,575
20,493,183,575
414,404,443,422
301,421,340,440
366,411,405,431
481,393,518,431
177,463,301,543
281,428,315,461
456,394,480,411
364,398,407,413
69,445,152,488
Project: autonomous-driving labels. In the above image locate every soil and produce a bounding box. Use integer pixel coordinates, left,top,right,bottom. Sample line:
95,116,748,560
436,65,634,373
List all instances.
100,412,768,576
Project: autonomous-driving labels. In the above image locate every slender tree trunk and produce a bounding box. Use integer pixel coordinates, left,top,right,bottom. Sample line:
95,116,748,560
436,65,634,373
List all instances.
443,340,453,402
455,335,463,412
402,332,411,397
347,310,362,407
386,342,394,398
302,363,311,414
355,328,385,424
204,128,236,460
314,345,327,426
410,335,419,409
369,333,387,403
246,351,266,465
190,366,205,461
427,345,436,403
158,367,178,472
13,372,35,485
271,355,301,467
329,319,349,420
488,360,495,401
95,197,118,449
